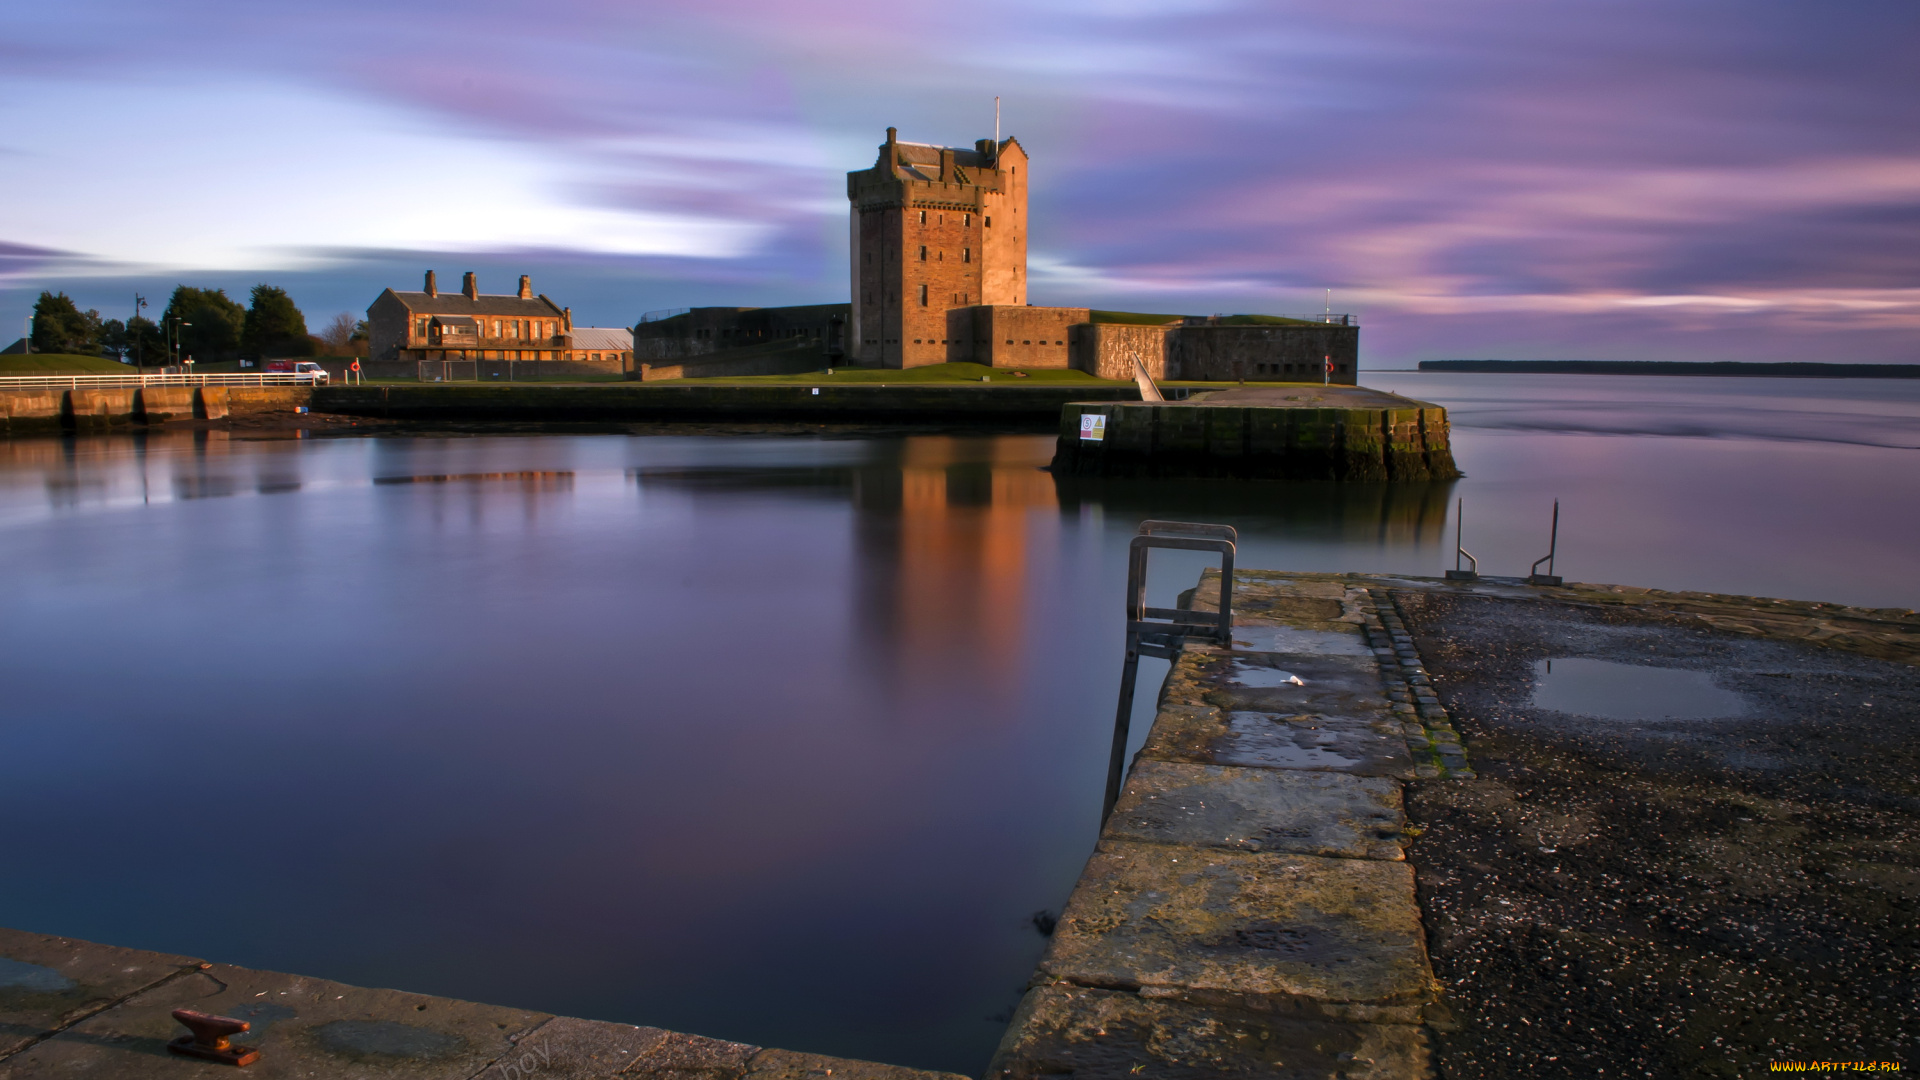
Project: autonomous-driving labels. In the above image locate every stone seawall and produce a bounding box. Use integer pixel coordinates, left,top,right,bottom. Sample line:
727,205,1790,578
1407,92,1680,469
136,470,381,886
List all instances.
1051,390,1460,482
0,386,312,432
313,382,1146,422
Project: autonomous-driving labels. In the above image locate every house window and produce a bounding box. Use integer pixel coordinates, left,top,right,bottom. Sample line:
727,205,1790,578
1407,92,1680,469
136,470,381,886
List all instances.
918,284,928,306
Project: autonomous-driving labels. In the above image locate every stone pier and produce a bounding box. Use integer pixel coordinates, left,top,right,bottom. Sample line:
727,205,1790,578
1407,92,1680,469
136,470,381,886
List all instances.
1049,386,1460,481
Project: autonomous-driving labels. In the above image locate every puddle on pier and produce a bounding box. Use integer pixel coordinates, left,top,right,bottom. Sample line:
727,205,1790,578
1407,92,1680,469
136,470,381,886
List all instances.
1228,661,1306,688
1222,712,1363,768
1530,658,1747,720
1231,625,1372,656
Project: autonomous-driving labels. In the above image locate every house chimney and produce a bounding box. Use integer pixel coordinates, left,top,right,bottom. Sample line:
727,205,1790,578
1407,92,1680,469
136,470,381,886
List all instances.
424,270,437,298
562,307,573,332
462,272,478,300
518,275,532,300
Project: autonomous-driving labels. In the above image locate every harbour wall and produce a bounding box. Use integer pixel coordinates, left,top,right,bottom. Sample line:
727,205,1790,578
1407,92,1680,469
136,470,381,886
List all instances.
0,386,312,432
1051,400,1461,481
309,382,1147,422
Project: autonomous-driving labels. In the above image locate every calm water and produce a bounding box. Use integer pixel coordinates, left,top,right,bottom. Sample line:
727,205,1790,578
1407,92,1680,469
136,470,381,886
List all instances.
1,374,1916,1074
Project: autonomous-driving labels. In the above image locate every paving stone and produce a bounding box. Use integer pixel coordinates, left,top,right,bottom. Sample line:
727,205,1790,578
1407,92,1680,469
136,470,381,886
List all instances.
0,961,548,1079
1106,760,1404,860
1140,705,1414,779
0,927,202,1057
1228,623,1374,657
1194,653,1394,721
986,985,1430,1080
1037,841,1433,1018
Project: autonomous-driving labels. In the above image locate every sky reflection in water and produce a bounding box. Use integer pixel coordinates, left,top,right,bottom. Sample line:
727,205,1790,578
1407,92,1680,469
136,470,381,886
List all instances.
0,375,1915,1075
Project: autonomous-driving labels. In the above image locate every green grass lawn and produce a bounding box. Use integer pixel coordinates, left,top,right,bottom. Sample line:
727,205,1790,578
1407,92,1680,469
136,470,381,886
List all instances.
652,362,1126,385
1089,309,1188,325
0,354,143,374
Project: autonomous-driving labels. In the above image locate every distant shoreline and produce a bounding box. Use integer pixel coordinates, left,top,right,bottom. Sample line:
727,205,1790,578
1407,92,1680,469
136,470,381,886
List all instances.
1414,360,1920,378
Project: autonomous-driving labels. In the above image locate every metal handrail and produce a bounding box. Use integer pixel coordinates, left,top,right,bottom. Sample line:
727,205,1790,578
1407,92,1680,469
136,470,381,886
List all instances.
1528,500,1562,585
1105,520,1237,821
1445,497,1478,581
0,373,324,389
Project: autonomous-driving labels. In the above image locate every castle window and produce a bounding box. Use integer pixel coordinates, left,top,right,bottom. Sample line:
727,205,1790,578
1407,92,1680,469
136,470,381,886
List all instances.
1023,340,1031,345
964,214,971,227
918,284,928,306
985,216,991,228
963,248,971,263
1006,339,1013,345
914,339,921,344
919,246,927,261
919,211,926,224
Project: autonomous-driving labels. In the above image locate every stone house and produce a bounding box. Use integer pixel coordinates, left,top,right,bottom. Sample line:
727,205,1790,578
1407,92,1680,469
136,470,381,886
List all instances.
366,272,574,365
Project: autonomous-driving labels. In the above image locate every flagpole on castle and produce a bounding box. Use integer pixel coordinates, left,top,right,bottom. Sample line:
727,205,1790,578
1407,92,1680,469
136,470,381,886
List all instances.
995,96,1000,142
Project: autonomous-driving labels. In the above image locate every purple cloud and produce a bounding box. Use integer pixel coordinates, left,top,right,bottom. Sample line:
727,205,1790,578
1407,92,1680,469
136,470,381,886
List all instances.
2,0,1915,361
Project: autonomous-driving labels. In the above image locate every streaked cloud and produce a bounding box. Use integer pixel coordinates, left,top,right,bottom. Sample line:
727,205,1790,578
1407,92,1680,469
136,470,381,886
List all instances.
0,0,1914,360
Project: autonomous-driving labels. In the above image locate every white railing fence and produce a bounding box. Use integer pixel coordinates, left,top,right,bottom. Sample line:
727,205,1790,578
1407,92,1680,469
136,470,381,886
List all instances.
0,373,326,390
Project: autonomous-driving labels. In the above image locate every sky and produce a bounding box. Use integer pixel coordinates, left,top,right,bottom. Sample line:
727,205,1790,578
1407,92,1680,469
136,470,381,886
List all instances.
2,0,1915,365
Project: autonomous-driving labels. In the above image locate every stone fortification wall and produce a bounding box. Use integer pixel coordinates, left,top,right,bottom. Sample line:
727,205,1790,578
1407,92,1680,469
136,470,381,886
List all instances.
636,341,826,381
1170,324,1359,384
634,305,848,363
948,305,1088,368
1070,323,1172,380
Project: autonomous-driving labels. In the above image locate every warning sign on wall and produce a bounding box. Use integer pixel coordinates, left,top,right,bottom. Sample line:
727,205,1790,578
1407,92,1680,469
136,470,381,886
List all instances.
1079,414,1107,441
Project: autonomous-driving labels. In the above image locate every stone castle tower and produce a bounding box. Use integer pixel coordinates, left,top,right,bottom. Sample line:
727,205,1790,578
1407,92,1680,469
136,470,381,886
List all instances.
847,127,1027,368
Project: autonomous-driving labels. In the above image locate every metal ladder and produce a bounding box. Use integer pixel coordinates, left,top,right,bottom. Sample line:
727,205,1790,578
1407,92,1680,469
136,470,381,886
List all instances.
1104,520,1238,822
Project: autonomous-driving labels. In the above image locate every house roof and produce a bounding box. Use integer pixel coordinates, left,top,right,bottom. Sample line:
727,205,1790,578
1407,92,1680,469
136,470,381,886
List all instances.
571,327,633,351
384,289,563,317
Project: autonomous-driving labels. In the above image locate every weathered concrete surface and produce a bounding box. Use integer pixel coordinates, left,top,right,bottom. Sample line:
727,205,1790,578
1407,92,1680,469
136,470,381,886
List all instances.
991,986,1430,1080
1105,760,1405,861
195,386,229,419
1037,842,1431,1018
134,386,196,423
0,930,967,1080
62,388,137,427
0,929,200,1057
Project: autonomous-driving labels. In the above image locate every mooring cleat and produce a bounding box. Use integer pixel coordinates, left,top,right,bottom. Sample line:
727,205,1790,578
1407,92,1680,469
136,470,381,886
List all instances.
167,1008,260,1067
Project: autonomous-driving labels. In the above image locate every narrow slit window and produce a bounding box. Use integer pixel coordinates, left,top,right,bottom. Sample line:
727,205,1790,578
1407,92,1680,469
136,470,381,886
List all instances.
919,284,928,306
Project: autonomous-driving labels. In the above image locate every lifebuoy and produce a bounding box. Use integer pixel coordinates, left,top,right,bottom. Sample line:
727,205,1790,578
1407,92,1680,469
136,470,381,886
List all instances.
349,360,361,371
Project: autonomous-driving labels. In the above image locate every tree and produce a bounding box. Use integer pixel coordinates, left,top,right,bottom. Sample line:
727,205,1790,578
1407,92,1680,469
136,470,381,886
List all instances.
242,284,314,358
160,287,245,362
30,292,99,355
315,311,356,354
98,318,129,362
126,316,165,368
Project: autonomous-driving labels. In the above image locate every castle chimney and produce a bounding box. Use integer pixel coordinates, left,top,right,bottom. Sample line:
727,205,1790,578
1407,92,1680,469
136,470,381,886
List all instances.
940,147,955,182
424,270,437,298
518,275,532,300
462,272,478,300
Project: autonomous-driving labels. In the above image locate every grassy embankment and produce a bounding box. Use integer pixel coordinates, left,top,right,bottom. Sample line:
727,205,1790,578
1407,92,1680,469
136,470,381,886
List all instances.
0,354,141,374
